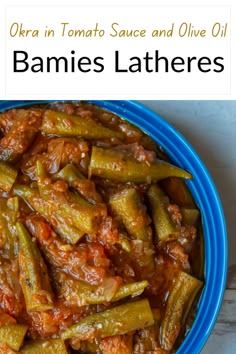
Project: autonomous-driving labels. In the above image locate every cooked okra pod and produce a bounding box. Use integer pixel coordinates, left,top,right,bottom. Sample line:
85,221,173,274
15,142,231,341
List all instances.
0,109,42,162
54,163,102,204
54,163,85,183
148,184,179,242
110,188,155,274
37,161,106,235
0,324,28,351
41,110,124,139
58,192,105,234
180,207,200,226
0,196,19,257
55,271,148,306
21,339,68,353
16,222,54,312
160,271,203,351
0,161,18,192
89,147,192,183
61,299,154,340
110,188,152,242
51,218,84,245
14,185,87,244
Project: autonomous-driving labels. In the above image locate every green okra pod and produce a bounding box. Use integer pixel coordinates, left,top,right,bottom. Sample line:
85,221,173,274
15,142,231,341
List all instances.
16,222,54,312
89,147,192,183
55,271,148,306
0,324,28,351
112,281,148,301
0,196,19,257
79,340,102,353
58,193,105,234
0,109,42,162
61,299,154,340
54,163,85,183
37,161,106,235
13,185,87,244
160,271,203,351
21,339,68,354
110,188,151,242
41,110,124,139
0,161,18,192
133,326,159,353
110,188,155,275
147,184,179,242
51,216,84,245
180,207,200,226
13,184,36,203
54,163,102,204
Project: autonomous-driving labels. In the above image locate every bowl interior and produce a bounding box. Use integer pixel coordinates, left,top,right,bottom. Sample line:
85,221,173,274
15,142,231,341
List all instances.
0,100,228,354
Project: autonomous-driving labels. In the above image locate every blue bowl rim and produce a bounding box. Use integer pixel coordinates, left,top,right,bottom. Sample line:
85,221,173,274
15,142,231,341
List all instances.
0,100,228,354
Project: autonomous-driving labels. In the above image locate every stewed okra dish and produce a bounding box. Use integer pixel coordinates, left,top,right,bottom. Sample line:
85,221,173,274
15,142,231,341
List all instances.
0,102,203,353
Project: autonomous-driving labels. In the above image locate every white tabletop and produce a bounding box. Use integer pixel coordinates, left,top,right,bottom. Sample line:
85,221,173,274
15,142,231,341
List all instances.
139,101,236,354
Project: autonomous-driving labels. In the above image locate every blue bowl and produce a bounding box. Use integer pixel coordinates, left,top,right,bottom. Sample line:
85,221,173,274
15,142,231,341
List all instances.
0,100,227,354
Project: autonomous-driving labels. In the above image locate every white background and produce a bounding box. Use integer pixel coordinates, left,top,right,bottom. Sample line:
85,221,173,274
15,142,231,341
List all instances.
0,0,235,99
